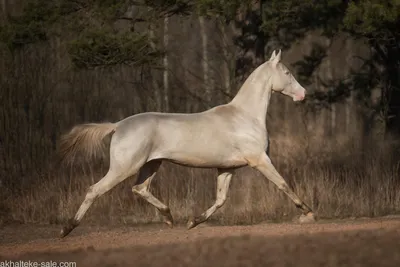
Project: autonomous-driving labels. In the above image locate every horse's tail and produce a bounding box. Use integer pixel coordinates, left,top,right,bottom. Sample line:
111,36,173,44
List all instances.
59,122,117,165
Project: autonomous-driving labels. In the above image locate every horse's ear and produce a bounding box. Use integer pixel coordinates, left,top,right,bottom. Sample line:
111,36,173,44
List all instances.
269,50,277,61
272,49,282,67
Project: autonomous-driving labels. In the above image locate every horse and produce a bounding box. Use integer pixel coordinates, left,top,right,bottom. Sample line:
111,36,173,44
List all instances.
59,49,315,238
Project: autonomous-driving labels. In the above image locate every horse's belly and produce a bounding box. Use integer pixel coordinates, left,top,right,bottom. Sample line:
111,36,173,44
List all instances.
160,149,247,168
152,124,247,167
169,157,247,168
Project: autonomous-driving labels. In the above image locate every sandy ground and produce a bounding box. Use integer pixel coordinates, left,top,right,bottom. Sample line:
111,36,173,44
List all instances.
1,216,400,266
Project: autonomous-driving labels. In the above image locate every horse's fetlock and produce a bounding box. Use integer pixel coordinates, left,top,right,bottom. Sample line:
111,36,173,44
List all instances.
277,183,289,191
160,207,171,216
295,202,303,209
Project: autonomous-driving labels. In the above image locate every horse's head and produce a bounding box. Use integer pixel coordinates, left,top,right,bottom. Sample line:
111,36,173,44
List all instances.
267,50,306,102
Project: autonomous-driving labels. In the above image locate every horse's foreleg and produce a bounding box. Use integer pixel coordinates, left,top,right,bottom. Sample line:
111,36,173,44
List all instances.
132,160,173,227
249,153,315,222
187,169,233,230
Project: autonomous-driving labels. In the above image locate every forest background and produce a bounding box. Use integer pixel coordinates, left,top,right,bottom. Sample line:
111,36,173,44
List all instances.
1,0,400,226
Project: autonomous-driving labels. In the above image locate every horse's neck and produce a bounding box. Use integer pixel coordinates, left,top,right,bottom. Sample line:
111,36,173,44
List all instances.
230,63,272,125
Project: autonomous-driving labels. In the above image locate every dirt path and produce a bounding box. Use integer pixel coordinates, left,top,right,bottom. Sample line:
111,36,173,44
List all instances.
1,216,400,266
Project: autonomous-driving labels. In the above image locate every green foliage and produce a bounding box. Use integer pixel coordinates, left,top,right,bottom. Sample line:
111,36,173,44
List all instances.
68,29,163,69
91,0,131,21
343,0,400,41
342,1,400,130
144,0,190,9
143,0,253,21
260,0,400,131
0,0,60,48
195,0,252,21
0,0,255,68
0,0,163,69
0,21,46,49
260,0,400,48
143,0,194,17
261,0,345,43
0,0,252,54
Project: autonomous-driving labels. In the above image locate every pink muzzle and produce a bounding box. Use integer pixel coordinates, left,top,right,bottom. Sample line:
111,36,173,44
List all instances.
293,90,306,101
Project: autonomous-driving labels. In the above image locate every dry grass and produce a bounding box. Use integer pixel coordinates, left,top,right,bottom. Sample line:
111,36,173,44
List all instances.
1,135,399,227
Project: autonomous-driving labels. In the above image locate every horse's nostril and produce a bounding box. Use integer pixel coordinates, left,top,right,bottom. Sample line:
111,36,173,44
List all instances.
293,93,305,102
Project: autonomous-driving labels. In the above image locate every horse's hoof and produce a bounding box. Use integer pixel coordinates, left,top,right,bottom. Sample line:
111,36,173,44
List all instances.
59,226,72,238
161,210,174,228
299,212,316,224
164,219,174,228
59,219,78,238
187,217,197,230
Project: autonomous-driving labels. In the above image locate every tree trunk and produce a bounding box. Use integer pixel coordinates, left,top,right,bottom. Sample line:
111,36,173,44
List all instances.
1,0,6,20
231,1,265,85
163,17,169,112
219,21,233,101
325,39,336,137
149,23,162,111
345,38,354,135
199,16,211,104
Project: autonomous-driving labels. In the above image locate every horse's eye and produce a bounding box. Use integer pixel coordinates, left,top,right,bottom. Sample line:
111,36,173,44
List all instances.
284,71,289,75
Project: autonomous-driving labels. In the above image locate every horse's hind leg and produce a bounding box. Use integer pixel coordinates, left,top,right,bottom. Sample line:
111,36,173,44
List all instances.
60,165,140,238
187,169,233,229
132,160,173,227
60,154,146,238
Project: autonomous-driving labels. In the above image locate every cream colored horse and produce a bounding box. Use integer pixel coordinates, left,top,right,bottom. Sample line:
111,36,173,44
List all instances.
59,50,315,238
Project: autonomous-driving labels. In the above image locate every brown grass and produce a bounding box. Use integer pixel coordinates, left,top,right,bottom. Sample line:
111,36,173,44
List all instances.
1,134,399,227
